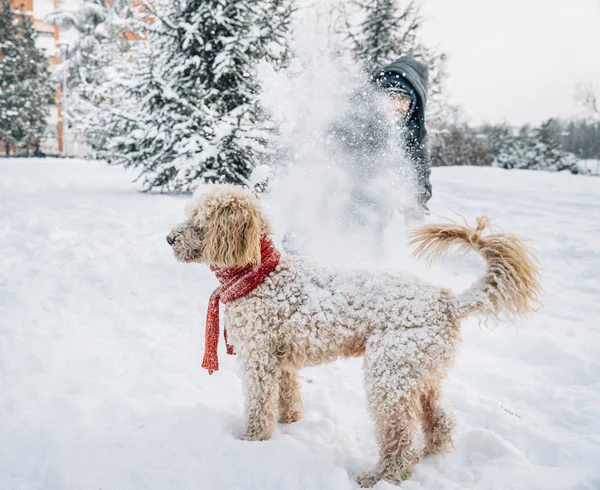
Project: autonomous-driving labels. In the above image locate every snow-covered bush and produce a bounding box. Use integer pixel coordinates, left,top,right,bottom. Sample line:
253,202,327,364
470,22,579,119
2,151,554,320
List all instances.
486,120,577,172
430,119,581,172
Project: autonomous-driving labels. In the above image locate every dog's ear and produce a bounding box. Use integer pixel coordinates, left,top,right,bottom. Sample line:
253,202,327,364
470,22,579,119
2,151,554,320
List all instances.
202,195,262,268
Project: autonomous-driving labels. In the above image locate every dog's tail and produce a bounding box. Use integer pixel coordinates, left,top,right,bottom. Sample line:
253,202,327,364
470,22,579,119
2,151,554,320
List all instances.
408,217,541,322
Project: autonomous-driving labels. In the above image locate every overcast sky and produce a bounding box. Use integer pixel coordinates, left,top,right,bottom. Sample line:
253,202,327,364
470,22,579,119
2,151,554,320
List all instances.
418,0,600,125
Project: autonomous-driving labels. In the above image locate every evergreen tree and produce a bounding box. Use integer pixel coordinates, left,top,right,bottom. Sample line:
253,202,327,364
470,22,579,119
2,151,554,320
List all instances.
527,119,576,171
86,0,293,192
46,0,140,135
0,0,53,155
345,0,418,70
480,123,522,169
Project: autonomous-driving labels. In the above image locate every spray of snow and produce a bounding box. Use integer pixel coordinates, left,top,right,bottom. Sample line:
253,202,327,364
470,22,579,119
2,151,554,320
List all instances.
254,15,420,269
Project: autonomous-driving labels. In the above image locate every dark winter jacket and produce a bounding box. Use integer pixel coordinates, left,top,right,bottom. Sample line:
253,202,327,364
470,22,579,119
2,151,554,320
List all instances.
372,57,432,206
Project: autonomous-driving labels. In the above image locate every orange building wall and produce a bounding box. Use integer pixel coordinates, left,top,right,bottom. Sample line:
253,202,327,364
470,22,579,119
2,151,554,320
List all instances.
10,0,33,11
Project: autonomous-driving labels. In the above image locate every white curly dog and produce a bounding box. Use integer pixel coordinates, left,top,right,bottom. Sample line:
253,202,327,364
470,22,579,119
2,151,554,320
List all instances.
167,184,541,487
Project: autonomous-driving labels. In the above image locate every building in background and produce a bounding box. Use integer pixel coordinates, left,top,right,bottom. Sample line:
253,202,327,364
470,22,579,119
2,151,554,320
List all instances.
9,0,79,155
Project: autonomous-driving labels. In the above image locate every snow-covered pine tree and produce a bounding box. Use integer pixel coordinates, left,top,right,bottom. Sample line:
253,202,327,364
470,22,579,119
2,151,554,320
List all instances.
88,0,293,192
481,123,521,169
339,0,446,120
527,119,577,171
346,0,420,70
0,0,53,155
46,0,140,138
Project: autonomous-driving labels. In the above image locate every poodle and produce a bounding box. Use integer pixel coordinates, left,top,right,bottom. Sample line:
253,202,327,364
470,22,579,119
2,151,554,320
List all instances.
166,184,541,487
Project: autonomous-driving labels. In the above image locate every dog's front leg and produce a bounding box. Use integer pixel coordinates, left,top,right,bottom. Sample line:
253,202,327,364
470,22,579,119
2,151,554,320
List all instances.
241,356,279,441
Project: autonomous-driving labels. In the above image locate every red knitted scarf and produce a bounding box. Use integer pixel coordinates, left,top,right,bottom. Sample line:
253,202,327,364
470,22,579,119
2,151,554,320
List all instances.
201,236,281,374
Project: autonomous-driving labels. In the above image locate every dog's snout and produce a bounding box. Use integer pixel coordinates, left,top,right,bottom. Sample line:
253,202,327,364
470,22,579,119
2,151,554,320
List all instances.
166,234,175,246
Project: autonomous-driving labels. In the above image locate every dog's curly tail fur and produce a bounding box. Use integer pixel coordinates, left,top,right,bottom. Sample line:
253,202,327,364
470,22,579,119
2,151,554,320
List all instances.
409,217,542,322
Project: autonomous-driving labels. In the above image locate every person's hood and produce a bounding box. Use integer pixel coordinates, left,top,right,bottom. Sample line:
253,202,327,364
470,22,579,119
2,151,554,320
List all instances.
377,57,428,112
372,57,429,137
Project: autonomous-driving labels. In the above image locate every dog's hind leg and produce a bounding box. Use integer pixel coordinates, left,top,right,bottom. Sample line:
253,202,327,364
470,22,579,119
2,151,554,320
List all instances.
240,356,279,441
419,381,455,456
357,333,421,487
278,369,303,424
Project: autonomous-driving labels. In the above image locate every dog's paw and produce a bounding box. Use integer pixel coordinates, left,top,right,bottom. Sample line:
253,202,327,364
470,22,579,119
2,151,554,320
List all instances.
356,470,382,488
424,436,454,456
423,439,455,456
279,411,302,424
357,466,415,487
424,416,455,456
240,431,269,442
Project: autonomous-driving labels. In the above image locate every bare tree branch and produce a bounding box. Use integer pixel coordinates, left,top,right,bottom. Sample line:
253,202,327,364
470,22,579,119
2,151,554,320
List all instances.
575,82,600,120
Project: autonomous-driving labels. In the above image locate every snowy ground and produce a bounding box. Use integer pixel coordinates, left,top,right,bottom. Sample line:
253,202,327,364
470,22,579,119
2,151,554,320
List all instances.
1,158,599,490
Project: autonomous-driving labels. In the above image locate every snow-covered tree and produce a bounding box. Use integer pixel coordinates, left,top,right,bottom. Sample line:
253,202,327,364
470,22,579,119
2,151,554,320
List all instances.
86,0,293,192
527,119,577,171
479,123,521,169
0,0,53,155
46,0,140,130
430,125,492,167
338,0,446,121
562,119,600,160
